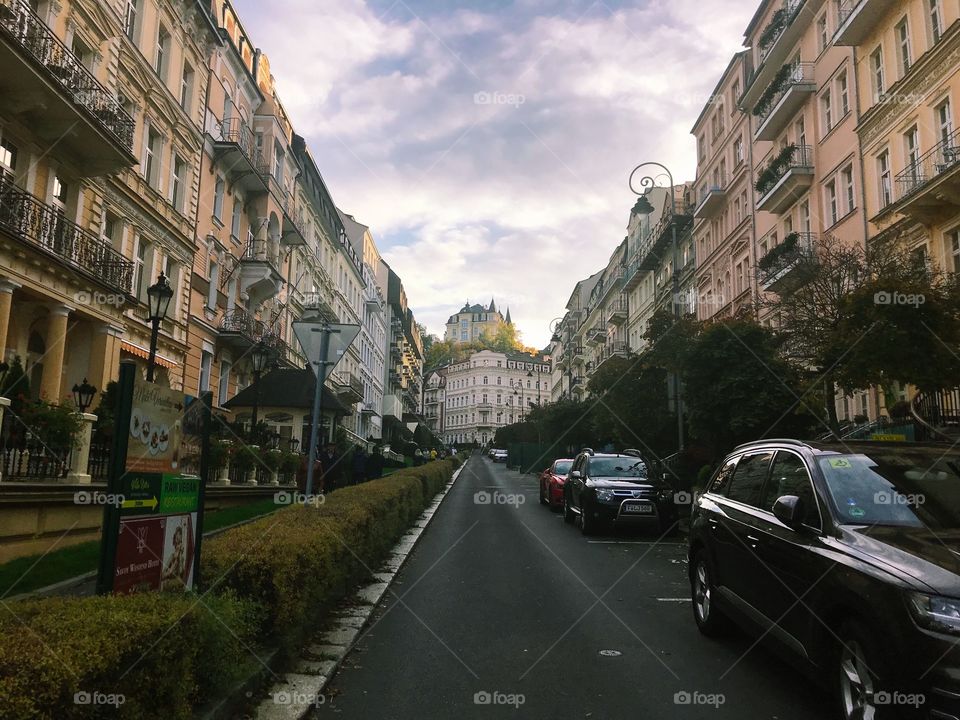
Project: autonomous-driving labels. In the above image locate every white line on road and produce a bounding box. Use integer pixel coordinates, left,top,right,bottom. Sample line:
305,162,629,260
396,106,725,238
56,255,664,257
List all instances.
586,541,688,546
656,598,692,602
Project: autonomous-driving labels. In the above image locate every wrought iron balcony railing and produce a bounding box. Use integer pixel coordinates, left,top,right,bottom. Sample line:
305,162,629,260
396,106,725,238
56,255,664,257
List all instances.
0,172,133,292
217,117,270,173
895,128,960,201
0,0,134,151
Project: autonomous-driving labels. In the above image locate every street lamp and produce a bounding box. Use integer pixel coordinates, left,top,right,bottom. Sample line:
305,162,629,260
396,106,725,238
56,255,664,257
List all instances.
72,378,96,413
629,161,684,452
249,341,272,444
288,437,300,453
145,273,173,383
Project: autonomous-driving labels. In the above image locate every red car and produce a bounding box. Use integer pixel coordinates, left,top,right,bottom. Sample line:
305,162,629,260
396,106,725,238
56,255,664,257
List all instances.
539,458,574,510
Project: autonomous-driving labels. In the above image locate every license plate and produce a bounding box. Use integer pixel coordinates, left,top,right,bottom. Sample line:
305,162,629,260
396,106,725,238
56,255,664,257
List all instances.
622,502,653,514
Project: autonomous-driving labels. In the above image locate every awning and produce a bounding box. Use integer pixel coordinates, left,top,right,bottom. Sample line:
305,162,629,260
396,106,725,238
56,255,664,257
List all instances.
120,340,179,369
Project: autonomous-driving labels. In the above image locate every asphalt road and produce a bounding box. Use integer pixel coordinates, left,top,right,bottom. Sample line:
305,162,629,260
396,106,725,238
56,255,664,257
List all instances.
314,455,833,719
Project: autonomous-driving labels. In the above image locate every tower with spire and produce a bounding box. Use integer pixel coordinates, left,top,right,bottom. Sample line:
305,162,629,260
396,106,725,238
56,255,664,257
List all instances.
444,298,512,344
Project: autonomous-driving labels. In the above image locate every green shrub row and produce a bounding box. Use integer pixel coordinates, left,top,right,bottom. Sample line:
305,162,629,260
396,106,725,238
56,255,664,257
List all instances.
0,458,461,719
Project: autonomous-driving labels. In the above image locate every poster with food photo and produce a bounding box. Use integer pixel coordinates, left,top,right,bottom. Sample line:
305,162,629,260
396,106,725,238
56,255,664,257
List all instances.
127,378,183,474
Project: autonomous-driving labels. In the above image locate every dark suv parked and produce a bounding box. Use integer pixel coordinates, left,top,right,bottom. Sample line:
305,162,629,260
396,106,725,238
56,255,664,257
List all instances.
688,439,960,720
563,448,678,535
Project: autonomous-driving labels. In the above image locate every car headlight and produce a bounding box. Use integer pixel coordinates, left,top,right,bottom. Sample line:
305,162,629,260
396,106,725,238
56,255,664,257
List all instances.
907,592,960,635
595,489,615,502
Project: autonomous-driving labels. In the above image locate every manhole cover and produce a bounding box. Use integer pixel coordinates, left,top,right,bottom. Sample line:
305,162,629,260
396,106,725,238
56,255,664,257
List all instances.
599,650,622,657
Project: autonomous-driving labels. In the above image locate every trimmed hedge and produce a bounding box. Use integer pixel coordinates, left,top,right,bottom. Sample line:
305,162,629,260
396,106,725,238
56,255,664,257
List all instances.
0,458,461,719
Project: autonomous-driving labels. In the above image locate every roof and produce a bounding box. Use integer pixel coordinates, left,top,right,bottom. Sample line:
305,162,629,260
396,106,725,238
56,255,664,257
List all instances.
337,209,368,257
223,368,349,413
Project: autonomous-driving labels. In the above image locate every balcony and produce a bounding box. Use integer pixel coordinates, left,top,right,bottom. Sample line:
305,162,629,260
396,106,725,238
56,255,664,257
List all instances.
280,192,307,247
585,324,607,346
239,239,284,307
623,255,644,290
596,341,630,370
0,173,133,293
890,129,960,223
571,345,586,364
755,144,814,214
694,176,728,219
0,0,136,175
753,63,815,141
633,206,694,274
607,294,628,325
833,0,895,46
741,0,817,109
300,291,336,322
757,232,817,293
210,117,270,195
332,371,364,404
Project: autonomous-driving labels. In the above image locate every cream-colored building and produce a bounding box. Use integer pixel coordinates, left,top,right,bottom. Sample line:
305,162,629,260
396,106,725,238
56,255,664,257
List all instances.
444,299,510,344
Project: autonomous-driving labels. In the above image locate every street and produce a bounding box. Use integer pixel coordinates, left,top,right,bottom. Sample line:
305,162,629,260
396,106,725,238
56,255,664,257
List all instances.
314,455,833,719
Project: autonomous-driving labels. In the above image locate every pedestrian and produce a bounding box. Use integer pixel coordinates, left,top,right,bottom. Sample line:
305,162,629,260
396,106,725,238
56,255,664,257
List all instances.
451,446,458,458
351,446,368,485
320,442,342,491
430,447,438,461
413,447,423,466
367,446,385,480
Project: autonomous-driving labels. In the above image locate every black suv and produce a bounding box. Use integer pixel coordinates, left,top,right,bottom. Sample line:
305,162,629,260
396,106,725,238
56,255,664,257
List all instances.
563,448,678,535
688,439,960,720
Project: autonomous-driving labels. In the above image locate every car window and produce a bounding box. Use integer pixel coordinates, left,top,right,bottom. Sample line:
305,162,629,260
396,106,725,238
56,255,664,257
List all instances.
709,458,738,494
818,449,960,529
554,460,572,475
586,457,648,479
725,451,773,507
761,451,820,529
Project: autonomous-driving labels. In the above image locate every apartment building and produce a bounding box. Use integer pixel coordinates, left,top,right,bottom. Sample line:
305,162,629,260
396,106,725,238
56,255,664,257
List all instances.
442,349,549,446
691,51,758,321
423,368,445,437
379,262,424,443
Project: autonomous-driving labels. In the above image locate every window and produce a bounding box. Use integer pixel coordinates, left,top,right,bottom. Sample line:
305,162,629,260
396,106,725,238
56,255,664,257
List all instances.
734,136,744,166
731,79,740,106
878,151,892,206
101,212,121,249
207,260,218,309
133,236,150,300
230,196,242,238
124,0,139,41
52,175,68,205
937,99,953,149
0,138,17,171
180,63,195,112
896,18,911,76
698,134,705,162
821,90,833,133
218,360,232,406
826,180,838,225
800,198,811,234
870,47,885,103
842,166,855,215
759,452,820,528
905,126,920,177
929,0,943,43
817,13,828,52
838,71,849,116
155,26,171,80
144,126,163,188
199,349,213,393
725,451,772,507
213,176,225,220
273,142,284,183
951,230,960,272
170,154,187,212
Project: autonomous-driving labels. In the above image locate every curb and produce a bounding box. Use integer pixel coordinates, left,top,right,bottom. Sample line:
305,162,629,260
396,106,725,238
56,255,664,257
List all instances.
253,461,468,720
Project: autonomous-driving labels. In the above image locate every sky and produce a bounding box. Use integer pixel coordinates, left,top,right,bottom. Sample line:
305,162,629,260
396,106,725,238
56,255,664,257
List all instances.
232,0,758,348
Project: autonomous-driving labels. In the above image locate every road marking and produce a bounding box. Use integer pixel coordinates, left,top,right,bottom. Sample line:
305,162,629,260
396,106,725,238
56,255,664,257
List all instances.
656,598,692,602
586,540,688,546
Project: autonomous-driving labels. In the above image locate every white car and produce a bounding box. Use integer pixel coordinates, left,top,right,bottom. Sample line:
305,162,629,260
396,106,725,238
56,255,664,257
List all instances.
492,449,508,463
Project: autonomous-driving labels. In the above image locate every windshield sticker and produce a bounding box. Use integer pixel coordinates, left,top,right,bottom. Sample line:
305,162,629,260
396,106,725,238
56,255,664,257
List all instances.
828,458,853,469
848,506,866,519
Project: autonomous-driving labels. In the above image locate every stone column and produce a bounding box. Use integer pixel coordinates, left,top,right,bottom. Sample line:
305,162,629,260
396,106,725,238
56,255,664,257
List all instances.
0,280,21,360
87,324,124,404
65,412,96,484
39,304,72,401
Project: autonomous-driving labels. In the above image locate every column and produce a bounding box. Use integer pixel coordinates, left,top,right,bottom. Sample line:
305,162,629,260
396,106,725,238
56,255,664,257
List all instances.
0,280,20,360
65,412,96,484
39,304,72,401
87,324,124,404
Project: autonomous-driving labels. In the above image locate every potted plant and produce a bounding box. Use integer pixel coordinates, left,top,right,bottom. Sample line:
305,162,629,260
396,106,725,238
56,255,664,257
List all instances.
210,439,230,485
230,442,260,485
259,446,283,485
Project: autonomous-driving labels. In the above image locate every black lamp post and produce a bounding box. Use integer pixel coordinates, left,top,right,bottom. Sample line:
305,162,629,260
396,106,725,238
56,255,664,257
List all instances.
145,272,173,383
269,431,281,450
249,341,271,444
288,437,300,453
72,378,96,413
628,161,684,452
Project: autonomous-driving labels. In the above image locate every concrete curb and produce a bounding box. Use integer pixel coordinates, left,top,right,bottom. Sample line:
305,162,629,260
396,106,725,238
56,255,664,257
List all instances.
253,462,467,720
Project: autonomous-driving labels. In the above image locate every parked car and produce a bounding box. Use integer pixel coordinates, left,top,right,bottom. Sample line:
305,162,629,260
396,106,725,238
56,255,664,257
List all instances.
491,449,508,463
539,458,573,510
563,448,677,535
688,439,960,720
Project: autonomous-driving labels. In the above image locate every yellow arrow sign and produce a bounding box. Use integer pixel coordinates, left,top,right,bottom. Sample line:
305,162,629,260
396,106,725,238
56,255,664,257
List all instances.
122,496,158,511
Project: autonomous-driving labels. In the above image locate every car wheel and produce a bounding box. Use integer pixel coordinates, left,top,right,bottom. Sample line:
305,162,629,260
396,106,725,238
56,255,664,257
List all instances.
580,502,598,536
563,494,575,524
690,550,729,637
836,620,894,720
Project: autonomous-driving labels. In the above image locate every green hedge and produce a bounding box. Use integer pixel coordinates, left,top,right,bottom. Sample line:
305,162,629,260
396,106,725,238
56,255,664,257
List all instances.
0,458,461,719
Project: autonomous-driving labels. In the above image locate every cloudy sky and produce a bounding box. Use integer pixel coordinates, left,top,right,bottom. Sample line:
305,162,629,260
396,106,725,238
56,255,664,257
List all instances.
233,0,757,348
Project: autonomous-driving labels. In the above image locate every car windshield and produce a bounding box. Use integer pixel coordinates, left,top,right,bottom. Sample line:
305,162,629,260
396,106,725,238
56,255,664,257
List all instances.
818,449,960,529
589,457,647,479
554,460,572,475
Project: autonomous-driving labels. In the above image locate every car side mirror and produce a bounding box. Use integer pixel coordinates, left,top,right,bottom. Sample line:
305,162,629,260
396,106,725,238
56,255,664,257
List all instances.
773,495,802,528
570,470,582,479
